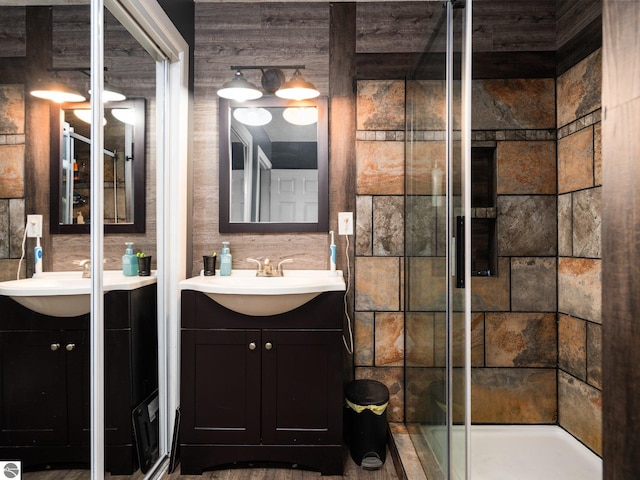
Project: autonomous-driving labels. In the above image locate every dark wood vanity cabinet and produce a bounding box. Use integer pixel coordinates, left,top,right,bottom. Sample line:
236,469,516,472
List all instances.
180,290,344,476
0,328,89,450
0,284,157,474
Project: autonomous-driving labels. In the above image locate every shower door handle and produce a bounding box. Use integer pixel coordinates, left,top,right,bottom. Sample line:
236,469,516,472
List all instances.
455,216,465,288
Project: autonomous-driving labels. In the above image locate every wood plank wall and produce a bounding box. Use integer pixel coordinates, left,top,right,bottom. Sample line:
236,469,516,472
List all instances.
329,2,356,378
602,1,640,478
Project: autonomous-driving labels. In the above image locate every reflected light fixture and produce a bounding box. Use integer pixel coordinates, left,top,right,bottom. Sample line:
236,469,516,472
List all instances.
218,65,320,102
217,70,263,101
233,107,272,127
276,69,320,101
89,88,127,102
111,108,137,125
30,66,126,104
31,80,86,103
282,106,318,126
73,109,107,125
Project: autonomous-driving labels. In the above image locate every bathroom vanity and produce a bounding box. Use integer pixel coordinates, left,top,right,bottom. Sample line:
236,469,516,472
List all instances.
0,283,157,474
179,272,345,475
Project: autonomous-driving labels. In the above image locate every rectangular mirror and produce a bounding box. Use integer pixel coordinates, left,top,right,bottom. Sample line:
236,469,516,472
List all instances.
219,96,328,233
50,98,146,234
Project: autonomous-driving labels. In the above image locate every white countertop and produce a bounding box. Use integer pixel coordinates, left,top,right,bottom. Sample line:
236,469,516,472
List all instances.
0,270,157,297
179,269,346,296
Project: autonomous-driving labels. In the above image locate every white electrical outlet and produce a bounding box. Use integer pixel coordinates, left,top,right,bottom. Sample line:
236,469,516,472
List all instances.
338,212,353,235
26,214,43,238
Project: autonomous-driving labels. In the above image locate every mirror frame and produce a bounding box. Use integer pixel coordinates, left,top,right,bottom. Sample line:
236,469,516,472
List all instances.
219,96,329,233
49,98,147,234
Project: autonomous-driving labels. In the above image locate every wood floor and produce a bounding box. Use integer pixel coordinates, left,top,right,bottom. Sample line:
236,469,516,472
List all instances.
22,448,399,480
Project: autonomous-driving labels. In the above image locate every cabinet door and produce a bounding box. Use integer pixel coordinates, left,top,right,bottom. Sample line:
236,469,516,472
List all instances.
261,329,343,445
181,329,261,444
66,329,90,447
0,330,68,446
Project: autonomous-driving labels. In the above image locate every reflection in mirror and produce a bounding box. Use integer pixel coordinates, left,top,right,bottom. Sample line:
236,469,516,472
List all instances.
50,98,146,233
220,97,328,233
0,4,160,480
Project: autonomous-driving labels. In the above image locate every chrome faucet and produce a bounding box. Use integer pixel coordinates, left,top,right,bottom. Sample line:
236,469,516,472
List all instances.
246,258,293,277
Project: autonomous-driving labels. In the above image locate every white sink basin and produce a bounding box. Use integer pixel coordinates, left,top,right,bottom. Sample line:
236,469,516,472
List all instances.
0,270,157,317
179,269,346,316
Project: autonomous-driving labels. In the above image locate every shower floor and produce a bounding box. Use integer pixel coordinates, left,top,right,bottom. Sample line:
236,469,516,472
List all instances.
421,424,602,480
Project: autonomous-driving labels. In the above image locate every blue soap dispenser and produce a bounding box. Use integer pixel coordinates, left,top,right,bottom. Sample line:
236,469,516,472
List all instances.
122,242,138,276
220,241,232,276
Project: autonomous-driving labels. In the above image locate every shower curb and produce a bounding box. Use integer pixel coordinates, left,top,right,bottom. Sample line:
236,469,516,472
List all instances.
388,423,429,480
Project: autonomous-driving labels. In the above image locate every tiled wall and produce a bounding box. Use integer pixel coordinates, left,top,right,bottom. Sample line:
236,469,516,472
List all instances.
354,80,406,422
556,49,602,455
469,77,558,425
0,84,26,281
353,49,603,454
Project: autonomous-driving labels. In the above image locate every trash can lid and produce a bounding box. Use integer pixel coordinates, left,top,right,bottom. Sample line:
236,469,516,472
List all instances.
345,379,389,406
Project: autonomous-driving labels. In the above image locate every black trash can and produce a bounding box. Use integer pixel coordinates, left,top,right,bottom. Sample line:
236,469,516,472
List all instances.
344,379,389,470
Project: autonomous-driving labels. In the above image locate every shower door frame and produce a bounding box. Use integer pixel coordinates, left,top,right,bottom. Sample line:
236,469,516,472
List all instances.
404,0,472,478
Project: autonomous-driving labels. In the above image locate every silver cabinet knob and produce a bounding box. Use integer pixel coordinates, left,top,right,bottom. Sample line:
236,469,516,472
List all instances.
265,342,273,351
50,343,60,351
66,343,76,351
249,342,256,351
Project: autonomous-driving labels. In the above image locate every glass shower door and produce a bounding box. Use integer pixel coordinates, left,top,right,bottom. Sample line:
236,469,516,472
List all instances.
405,1,470,479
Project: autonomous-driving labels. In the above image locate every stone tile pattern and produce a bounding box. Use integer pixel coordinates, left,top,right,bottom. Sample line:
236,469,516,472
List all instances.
355,62,601,446
356,66,603,451
556,49,603,455
0,85,26,280
355,78,560,426
355,80,406,422
469,76,559,427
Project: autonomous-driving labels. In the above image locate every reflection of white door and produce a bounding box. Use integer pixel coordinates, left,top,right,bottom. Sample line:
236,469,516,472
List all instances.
270,169,318,222
230,170,245,222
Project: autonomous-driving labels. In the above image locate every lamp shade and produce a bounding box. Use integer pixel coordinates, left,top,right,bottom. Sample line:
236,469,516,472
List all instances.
112,108,137,125
73,109,107,125
233,107,272,126
217,71,263,101
282,106,318,126
275,70,320,101
89,88,126,102
30,81,86,103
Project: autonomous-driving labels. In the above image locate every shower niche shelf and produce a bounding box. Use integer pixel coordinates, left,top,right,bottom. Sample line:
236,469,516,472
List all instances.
471,146,497,277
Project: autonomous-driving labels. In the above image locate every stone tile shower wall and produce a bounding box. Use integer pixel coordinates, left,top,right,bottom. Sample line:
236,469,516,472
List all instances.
354,61,603,453
556,49,602,455
0,84,26,281
469,77,559,425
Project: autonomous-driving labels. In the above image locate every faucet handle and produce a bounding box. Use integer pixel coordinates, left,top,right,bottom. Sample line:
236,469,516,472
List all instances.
277,258,293,274
246,258,263,275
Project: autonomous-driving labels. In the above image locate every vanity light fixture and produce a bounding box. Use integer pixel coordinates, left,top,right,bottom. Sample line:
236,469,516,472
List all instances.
218,65,320,102
217,70,263,101
282,106,318,126
73,109,107,125
111,108,137,125
31,79,86,103
233,107,272,126
31,67,126,104
89,88,127,102
275,69,320,101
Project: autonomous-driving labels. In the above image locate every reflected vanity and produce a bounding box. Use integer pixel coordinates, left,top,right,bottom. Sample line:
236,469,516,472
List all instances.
219,96,328,233
49,98,146,234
